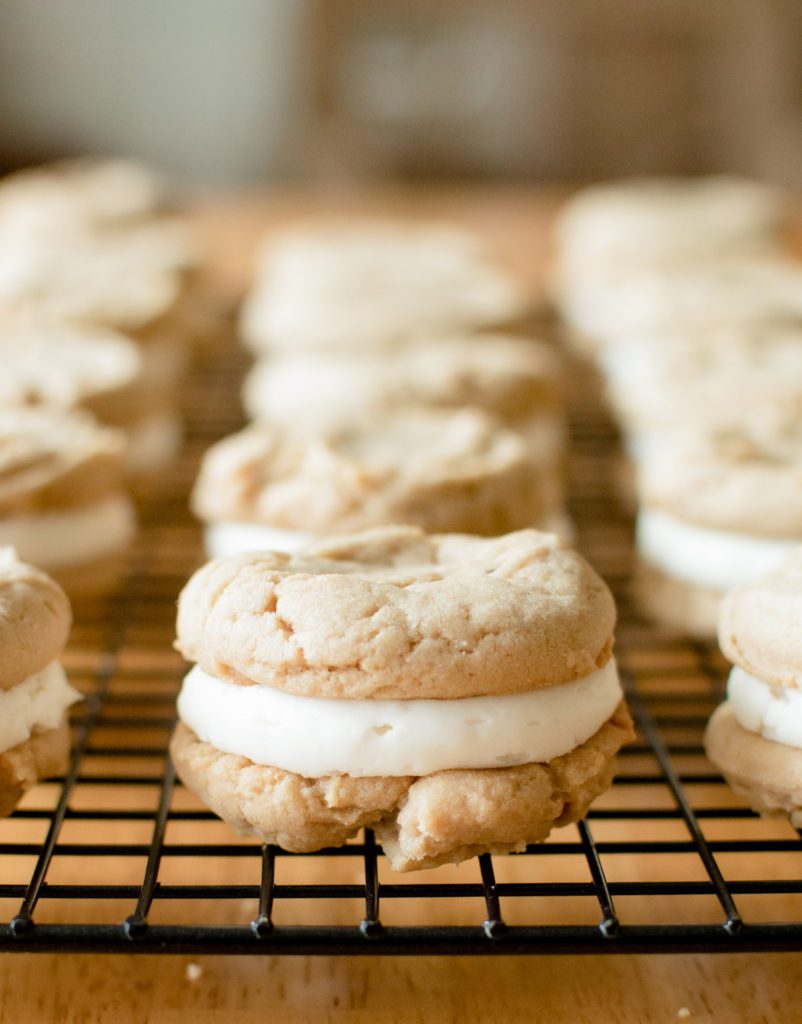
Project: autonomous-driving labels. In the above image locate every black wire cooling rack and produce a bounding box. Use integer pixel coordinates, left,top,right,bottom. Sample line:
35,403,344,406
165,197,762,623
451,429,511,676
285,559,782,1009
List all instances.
1,338,802,957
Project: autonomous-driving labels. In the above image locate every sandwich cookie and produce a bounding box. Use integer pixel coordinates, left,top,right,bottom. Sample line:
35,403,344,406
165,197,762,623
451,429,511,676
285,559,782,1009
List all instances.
241,220,532,354
242,332,566,459
634,414,802,638
192,407,567,559
0,547,80,816
0,201,200,473
0,407,137,597
171,526,634,870
0,316,180,478
706,549,802,824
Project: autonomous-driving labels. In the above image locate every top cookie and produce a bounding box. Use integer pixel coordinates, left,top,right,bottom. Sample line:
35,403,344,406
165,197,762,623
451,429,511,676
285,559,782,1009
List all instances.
604,323,802,434
0,158,164,230
559,254,802,346
637,411,802,537
0,547,71,691
176,526,616,700
0,317,144,423
241,221,531,352
719,548,802,689
242,333,563,435
0,407,127,515
192,407,554,536
554,176,782,278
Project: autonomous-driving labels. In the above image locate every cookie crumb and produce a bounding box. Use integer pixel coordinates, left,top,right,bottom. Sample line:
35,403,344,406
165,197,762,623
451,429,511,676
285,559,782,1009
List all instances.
677,1009,691,1020
186,962,203,982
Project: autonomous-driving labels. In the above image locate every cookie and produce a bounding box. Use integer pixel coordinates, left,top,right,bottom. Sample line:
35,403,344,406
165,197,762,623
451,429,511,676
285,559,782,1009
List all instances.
240,220,532,353
601,323,802,441
634,416,802,637
242,332,565,450
705,550,802,823
0,315,180,476
0,548,79,815
171,527,632,870
0,157,164,227
192,408,565,558
553,175,781,284
558,253,802,354
0,407,136,596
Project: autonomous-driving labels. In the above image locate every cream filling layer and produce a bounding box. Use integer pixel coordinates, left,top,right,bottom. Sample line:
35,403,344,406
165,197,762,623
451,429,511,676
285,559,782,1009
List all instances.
0,662,81,755
0,494,136,570
728,666,802,750
204,523,313,559
636,509,797,592
177,660,623,778
205,514,572,559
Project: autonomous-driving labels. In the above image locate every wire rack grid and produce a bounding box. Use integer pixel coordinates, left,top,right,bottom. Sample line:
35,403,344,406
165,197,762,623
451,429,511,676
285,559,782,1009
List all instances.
1,334,801,958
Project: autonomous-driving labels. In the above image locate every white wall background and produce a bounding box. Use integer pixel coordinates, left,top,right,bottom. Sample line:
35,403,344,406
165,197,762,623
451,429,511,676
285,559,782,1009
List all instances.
0,0,310,184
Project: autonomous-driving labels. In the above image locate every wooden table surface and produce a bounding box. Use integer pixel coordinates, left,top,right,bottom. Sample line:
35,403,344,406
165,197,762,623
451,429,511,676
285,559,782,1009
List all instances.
1,186,801,1024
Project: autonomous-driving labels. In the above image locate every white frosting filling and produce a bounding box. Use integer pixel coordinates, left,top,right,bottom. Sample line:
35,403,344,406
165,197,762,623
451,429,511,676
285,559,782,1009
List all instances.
177,660,622,778
125,411,183,473
636,509,797,592
204,523,313,558
0,494,136,570
0,662,81,755
205,515,572,558
728,666,802,750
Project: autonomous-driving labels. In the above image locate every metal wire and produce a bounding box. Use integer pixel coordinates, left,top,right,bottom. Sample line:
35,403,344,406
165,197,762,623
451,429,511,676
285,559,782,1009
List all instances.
1,341,801,956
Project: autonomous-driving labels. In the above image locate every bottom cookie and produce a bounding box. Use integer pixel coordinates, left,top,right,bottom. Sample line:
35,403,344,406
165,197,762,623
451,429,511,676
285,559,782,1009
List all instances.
0,720,72,818
633,559,722,639
704,703,802,827
170,701,634,872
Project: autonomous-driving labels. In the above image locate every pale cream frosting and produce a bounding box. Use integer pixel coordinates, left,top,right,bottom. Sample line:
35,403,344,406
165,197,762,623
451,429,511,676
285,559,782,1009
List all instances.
204,514,572,558
0,494,136,570
728,666,802,751
636,509,797,592
176,660,623,778
0,661,81,755
204,523,314,559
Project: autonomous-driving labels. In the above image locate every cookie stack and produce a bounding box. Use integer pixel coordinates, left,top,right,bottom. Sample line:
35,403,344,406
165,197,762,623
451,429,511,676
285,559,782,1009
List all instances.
0,157,202,481
194,219,571,552
706,549,802,824
0,548,80,816
172,528,633,870
552,176,802,636
176,218,631,868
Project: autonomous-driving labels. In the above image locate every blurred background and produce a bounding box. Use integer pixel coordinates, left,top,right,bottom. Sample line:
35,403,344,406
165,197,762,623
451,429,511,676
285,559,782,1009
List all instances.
2,0,802,188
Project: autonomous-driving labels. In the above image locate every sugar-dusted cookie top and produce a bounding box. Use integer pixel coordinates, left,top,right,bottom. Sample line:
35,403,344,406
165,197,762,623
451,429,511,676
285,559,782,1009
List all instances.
0,317,143,420
0,407,127,514
0,547,71,690
0,218,194,330
719,548,802,688
560,254,802,344
638,411,802,537
554,176,781,274
176,525,616,700
192,407,552,537
243,333,562,434
0,158,165,229
605,323,802,433
241,220,531,352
